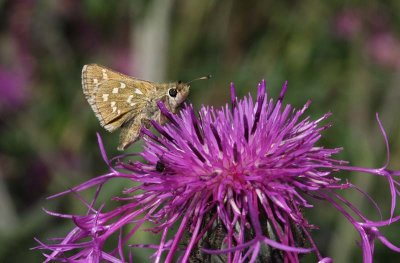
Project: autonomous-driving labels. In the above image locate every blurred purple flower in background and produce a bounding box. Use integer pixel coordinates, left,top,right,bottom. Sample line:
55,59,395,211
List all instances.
35,81,400,262
0,0,36,113
0,68,28,111
333,10,362,39
366,32,400,70
333,8,400,71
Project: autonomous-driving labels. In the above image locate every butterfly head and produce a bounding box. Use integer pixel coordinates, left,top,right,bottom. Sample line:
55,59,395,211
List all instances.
167,81,190,108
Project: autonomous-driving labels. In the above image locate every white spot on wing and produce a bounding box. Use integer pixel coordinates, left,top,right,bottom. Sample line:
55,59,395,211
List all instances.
102,94,109,101
120,82,126,89
102,69,108,80
127,95,133,104
111,101,116,107
112,106,117,113
126,95,136,106
117,110,121,115
112,88,119,94
93,78,98,84
135,88,143,95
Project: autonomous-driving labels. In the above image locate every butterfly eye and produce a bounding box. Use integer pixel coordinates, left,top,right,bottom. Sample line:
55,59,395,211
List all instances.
178,80,182,84
169,88,178,97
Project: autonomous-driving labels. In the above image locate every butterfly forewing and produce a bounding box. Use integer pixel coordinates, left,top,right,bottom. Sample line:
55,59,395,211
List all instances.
82,64,154,132
82,63,193,150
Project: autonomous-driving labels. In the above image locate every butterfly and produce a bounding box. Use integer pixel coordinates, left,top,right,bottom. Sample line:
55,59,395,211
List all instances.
82,64,200,150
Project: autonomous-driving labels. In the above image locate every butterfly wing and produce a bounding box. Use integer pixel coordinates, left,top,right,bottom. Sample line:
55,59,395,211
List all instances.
82,64,155,132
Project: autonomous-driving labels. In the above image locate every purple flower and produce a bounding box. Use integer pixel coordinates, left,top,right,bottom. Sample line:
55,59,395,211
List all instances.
35,80,400,262
333,10,362,39
0,67,29,111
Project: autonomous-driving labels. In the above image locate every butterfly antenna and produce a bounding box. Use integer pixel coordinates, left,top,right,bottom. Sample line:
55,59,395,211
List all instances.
188,74,212,84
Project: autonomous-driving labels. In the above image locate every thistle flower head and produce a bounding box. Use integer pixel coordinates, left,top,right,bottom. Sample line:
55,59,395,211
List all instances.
36,80,400,263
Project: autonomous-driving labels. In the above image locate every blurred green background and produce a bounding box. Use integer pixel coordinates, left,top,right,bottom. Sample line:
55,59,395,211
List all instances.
1,0,400,262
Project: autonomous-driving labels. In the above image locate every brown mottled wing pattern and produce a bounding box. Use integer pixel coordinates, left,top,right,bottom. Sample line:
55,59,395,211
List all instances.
82,64,155,133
